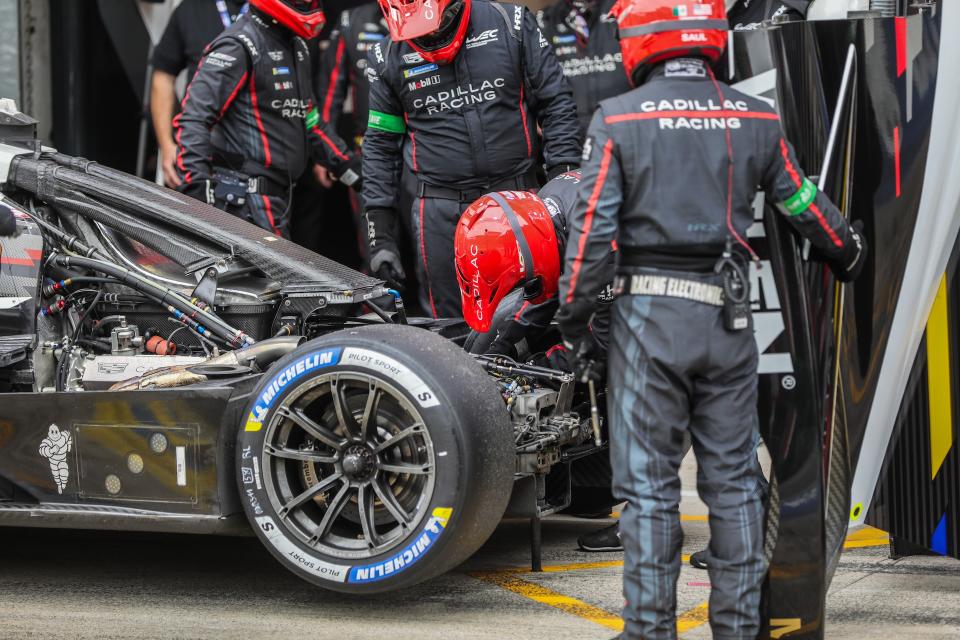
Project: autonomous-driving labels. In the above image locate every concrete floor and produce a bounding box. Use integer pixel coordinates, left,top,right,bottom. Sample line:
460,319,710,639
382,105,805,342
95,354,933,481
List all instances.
0,454,957,639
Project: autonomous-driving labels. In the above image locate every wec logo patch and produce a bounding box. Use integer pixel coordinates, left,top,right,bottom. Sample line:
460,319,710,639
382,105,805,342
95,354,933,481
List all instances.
466,29,498,49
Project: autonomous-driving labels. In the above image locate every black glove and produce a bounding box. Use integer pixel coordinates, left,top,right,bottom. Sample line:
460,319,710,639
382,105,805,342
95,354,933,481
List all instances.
337,153,363,192
370,249,406,292
562,332,604,383
546,164,578,181
830,220,868,283
485,337,519,361
178,179,215,205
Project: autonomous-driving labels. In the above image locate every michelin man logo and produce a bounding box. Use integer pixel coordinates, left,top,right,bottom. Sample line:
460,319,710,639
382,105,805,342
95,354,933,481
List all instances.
39,424,72,494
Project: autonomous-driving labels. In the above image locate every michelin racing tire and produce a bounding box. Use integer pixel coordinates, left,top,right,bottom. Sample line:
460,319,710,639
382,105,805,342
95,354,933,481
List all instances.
236,324,515,593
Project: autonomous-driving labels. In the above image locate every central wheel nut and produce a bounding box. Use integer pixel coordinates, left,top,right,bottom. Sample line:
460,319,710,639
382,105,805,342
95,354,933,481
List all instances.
342,445,375,480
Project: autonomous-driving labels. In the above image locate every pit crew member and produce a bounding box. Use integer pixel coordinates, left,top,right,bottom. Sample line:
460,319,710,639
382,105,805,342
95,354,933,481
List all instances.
174,0,361,236
151,0,249,188
455,171,625,553
537,0,631,138
556,0,867,637
363,0,582,317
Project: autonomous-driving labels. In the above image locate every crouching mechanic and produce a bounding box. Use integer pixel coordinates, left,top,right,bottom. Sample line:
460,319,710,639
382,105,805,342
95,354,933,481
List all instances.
363,0,582,317
454,171,628,553
556,0,867,637
174,0,362,236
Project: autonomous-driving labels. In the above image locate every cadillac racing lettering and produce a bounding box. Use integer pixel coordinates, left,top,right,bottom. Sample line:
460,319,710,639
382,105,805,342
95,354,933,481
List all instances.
271,97,310,119
412,78,506,114
341,348,440,408
255,516,349,582
245,348,343,431
560,53,622,77
642,98,752,131
348,508,452,583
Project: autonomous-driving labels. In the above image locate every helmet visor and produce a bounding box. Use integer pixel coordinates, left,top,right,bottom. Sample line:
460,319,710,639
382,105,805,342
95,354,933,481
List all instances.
280,0,324,14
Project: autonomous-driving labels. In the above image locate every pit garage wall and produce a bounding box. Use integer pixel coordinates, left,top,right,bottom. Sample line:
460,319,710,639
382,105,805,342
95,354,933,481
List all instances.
729,3,951,634
868,233,960,557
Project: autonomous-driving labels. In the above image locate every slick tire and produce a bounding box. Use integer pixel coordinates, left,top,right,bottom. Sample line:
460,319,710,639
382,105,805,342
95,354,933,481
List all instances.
236,324,514,593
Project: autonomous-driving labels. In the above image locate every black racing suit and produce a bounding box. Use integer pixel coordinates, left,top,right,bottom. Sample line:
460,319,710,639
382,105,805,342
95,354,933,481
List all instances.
729,0,810,31
363,1,582,318
465,170,613,364
317,3,389,147
174,9,358,235
557,58,864,638
536,0,632,138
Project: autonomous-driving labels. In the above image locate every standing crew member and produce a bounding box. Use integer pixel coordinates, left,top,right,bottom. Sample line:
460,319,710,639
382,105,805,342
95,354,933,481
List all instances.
312,3,390,262
175,0,361,236
317,3,389,150
363,0,582,317
537,0,631,138
151,0,249,187
556,1,866,637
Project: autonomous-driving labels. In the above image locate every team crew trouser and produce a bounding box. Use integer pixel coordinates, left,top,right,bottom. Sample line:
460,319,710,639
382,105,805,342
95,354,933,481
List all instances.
218,193,290,239
608,269,766,639
409,195,468,319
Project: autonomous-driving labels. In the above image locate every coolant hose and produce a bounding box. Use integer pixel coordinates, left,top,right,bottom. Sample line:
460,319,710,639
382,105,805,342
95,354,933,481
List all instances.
53,254,255,347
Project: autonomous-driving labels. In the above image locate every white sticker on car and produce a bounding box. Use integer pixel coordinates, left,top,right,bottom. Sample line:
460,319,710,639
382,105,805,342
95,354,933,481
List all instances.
341,348,440,408
255,516,350,582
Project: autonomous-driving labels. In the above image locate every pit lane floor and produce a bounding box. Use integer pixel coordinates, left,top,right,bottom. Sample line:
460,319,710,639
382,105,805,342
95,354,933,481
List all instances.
0,471,957,638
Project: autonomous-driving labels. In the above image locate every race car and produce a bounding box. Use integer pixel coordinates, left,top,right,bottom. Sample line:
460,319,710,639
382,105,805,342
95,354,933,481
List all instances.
0,99,610,594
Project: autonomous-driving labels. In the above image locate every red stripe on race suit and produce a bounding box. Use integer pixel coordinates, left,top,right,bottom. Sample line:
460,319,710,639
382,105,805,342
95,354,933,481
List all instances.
311,126,350,162
219,71,249,120
174,59,205,179
778,138,843,248
604,110,780,124
566,139,614,304
249,71,272,168
323,37,346,123
519,84,532,157
405,113,417,171
261,195,280,236
513,301,530,322
418,198,438,319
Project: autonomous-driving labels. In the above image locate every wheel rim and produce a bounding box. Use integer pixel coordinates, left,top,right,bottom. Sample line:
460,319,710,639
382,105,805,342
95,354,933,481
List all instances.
262,372,437,560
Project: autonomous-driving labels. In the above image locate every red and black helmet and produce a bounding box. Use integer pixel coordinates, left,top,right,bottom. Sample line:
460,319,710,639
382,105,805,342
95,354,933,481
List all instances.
454,191,561,333
250,0,326,39
376,0,472,65
609,0,728,86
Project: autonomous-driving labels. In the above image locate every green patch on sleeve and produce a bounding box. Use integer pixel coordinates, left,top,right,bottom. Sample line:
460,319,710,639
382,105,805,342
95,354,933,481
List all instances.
368,110,406,134
305,107,319,130
781,178,818,216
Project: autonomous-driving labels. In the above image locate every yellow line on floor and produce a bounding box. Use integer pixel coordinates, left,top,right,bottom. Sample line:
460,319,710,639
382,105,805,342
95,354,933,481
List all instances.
470,570,624,632
497,555,691,574
470,570,711,636
677,601,711,633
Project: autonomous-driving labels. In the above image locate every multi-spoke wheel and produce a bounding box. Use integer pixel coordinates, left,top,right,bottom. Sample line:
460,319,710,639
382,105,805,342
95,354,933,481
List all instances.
237,324,515,593
264,373,436,559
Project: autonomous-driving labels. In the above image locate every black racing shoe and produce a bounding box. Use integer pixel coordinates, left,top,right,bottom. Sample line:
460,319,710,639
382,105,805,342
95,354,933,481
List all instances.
577,523,623,552
689,549,709,570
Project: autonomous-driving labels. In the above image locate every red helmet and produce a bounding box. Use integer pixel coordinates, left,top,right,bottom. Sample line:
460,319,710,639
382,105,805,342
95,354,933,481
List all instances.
376,0,471,64
250,0,326,39
609,0,727,86
455,191,561,333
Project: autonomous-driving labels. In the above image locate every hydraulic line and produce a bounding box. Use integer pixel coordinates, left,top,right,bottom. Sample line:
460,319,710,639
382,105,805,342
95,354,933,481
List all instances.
53,254,255,347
